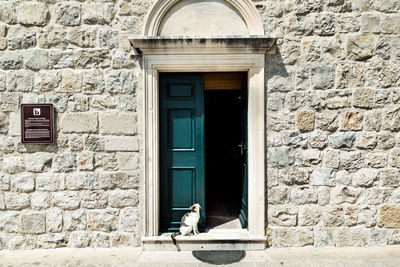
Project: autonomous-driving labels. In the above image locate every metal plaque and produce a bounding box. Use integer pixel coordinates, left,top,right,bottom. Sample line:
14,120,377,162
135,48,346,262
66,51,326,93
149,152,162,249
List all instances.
21,104,54,144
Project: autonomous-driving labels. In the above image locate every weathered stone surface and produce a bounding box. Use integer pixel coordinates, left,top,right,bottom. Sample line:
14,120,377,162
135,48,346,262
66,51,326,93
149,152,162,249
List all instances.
52,152,77,173
314,227,334,247
68,231,91,248
56,3,81,26
388,230,400,245
382,15,400,34
60,70,82,93
334,228,367,247
91,232,111,248
323,206,344,226
67,95,89,112
104,137,139,152
82,3,115,25
353,88,373,108
99,30,119,49
329,132,355,149
39,27,68,49
109,190,138,208
6,71,33,92
100,113,137,135
316,111,338,132
296,110,314,132
111,232,136,247
64,210,86,231
314,13,335,36
380,168,400,187
77,151,94,171
382,106,400,131
352,168,379,187
7,27,36,50
38,233,68,249
347,34,375,61
322,149,339,169
116,153,139,171
19,213,45,234
31,192,51,210
268,187,290,204
310,64,335,90
291,187,318,204
36,173,63,191
25,153,53,173
268,147,294,167
269,207,297,227
0,2,16,24
17,2,49,26
366,188,392,205
295,149,321,166
355,132,377,149
311,168,334,186
0,173,10,190
272,228,313,247
326,90,351,109
4,192,30,210
331,186,360,204
361,13,380,33
0,211,19,233
279,168,309,185
379,205,400,228
2,156,25,174
53,191,80,210
80,191,108,209
358,206,377,227
105,70,136,94
91,95,117,110
11,173,35,192
60,113,98,134
336,170,351,186
87,209,118,232
83,70,106,95
341,111,363,131
298,206,321,226
46,209,62,233
94,153,118,171
69,28,97,48
267,113,295,131
365,152,386,168
119,207,139,232
377,132,396,149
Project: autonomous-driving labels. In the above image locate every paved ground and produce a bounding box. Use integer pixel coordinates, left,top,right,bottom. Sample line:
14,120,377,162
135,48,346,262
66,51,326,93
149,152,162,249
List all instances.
0,247,400,266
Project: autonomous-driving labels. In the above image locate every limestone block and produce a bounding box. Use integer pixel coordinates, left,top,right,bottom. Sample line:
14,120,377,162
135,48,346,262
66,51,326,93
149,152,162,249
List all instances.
352,168,379,187
46,209,62,233
0,211,19,233
361,13,380,33
318,187,330,206
69,135,84,151
298,206,321,226
310,64,335,90
82,3,115,25
272,228,313,247
322,149,340,169
337,14,361,33
365,152,386,168
335,170,351,186
69,27,97,48
80,190,108,209
11,173,35,192
334,228,367,247
66,173,88,190
388,230,400,245
382,15,400,34
53,191,80,210
268,147,294,167
39,26,68,49
268,187,290,204
104,136,138,152
268,207,297,227
358,205,377,227
366,188,392,205
329,132,355,149
60,113,98,134
105,70,136,94
25,152,53,173
17,2,49,26
316,111,338,132
0,191,4,210
314,227,334,247
382,105,400,131
109,189,138,208
78,151,94,171
73,49,110,69
380,168,400,187
379,205,400,228
296,110,314,132
56,3,81,26
347,34,375,61
340,111,363,131
6,70,33,92
116,152,139,171
290,187,318,204
85,135,105,151
87,209,118,232
49,51,73,69
279,168,309,185
111,232,136,247
0,1,16,24
94,153,118,171
331,186,360,204
46,94,68,113
295,149,321,166
0,51,23,70
0,173,10,190
311,168,334,186
4,192,30,210
314,13,335,36
374,0,400,13
24,50,49,70
91,95,117,111
61,70,82,93
353,88,373,108
91,232,111,248
326,90,351,109
308,131,328,149
2,156,25,174
323,206,344,226
267,113,295,131
119,95,137,112
64,210,86,231
68,231,91,248
0,38,5,50
355,132,377,149
36,173,64,191
100,113,137,135
52,152,77,173
38,233,68,249
377,132,396,149
31,192,51,210
99,30,119,49
35,71,62,93
119,207,139,232
83,70,106,95
293,0,322,15
67,95,89,112
375,90,391,107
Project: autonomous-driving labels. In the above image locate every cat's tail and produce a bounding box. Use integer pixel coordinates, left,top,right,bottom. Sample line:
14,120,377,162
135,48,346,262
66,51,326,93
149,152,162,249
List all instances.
171,231,181,245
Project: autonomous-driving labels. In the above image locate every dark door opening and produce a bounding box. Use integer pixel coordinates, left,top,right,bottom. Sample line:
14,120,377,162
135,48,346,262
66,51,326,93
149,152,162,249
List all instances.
204,73,247,229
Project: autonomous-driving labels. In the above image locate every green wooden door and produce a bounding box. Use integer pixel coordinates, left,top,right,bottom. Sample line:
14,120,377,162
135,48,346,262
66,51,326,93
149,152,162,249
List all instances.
159,73,205,232
238,87,248,228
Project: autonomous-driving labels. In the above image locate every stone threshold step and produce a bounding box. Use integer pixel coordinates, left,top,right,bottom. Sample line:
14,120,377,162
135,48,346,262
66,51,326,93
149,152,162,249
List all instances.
142,229,267,251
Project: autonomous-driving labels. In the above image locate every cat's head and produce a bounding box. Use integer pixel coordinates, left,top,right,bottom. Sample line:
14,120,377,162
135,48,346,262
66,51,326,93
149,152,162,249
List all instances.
190,203,201,212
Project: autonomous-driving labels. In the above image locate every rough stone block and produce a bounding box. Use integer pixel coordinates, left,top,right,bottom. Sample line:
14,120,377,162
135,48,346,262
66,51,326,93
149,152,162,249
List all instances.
104,136,138,152
31,192,51,210
314,227,334,247
11,173,35,192
18,213,45,234
100,113,137,135
272,228,313,247
358,206,377,227
365,152,386,168
382,15,400,34
4,192,30,210
0,2,16,24
279,168,309,185
382,106,400,131
87,209,118,232
69,27,97,48
267,113,295,131
353,88,373,108
80,190,108,209
298,206,321,226
352,168,379,187
17,2,49,26
64,210,86,231
2,156,25,174
322,149,340,169
311,168,334,186
111,232,136,247
268,187,290,204
77,151,94,171
61,70,82,93
46,209,63,233
36,173,63,191
361,13,380,33
290,187,318,204
25,152,53,172
379,205,400,228
68,231,91,248
38,233,68,249
329,132,355,149
366,188,392,205
388,230,400,245
39,26,68,49
24,50,49,70
314,13,335,36
380,168,400,187
0,174,10,190
105,70,136,94
331,186,360,204
82,3,115,25
334,228,367,247
116,153,139,171
378,132,396,149
56,3,81,26
347,34,375,61
109,190,138,208
52,152,77,173
355,132,377,149
53,191,80,210
0,51,23,69
335,170,351,186
340,111,363,131
323,206,344,227
6,70,33,92
296,110,314,132
295,149,321,166
268,207,297,227
316,111,338,132
0,211,19,233
60,113,98,134
311,64,335,90
66,172,88,190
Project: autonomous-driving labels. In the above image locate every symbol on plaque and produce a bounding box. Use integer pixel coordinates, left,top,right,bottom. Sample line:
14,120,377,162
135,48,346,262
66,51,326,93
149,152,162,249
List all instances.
33,108,41,116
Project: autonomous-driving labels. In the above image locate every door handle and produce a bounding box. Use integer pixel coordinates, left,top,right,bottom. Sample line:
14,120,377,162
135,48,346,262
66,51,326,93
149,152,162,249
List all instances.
238,143,246,155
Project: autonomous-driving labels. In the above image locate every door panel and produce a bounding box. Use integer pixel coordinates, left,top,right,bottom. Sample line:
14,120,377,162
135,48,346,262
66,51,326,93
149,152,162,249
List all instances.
160,73,205,232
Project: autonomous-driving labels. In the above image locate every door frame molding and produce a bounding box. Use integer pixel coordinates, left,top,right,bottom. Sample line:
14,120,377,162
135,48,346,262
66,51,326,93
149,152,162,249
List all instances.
138,52,266,237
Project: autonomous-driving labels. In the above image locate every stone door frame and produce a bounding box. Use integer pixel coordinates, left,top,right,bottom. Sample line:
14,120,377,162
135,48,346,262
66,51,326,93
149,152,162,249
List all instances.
137,51,266,237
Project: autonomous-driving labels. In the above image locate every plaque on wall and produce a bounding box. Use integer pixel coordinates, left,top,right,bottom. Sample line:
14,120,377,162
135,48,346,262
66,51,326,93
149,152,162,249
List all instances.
21,104,54,144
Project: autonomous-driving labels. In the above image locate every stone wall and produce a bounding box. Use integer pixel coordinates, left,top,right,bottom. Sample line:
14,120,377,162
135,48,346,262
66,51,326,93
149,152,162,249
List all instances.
0,0,399,250
0,0,150,249
264,0,400,247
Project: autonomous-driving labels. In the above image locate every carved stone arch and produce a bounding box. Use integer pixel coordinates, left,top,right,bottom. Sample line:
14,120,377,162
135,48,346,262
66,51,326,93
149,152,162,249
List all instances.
142,0,264,36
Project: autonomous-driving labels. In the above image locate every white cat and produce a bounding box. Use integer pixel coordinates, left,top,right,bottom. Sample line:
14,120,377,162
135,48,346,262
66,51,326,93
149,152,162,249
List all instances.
171,203,201,245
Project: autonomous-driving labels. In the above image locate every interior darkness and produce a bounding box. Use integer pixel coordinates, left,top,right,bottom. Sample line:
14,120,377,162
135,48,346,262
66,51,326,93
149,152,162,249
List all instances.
204,89,245,229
